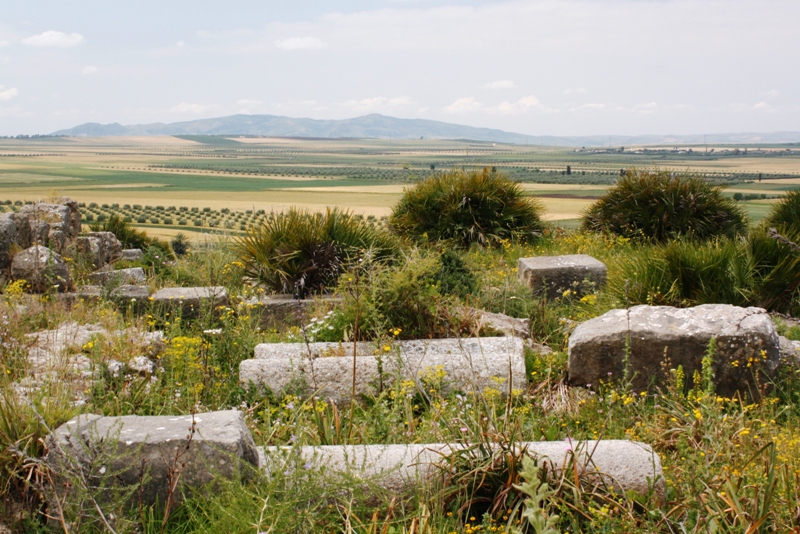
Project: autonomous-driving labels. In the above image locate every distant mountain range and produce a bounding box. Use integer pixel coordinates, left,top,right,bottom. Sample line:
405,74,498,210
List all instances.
51,113,800,147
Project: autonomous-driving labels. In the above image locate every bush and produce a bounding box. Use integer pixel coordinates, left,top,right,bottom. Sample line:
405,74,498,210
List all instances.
438,249,478,299
234,207,400,294
764,188,800,234
171,233,190,257
322,252,468,341
390,167,544,247
582,169,747,242
612,229,800,314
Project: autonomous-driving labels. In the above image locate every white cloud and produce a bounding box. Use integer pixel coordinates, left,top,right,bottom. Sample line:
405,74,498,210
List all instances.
0,40,9,48
274,36,326,50
22,30,84,48
496,95,540,114
580,103,605,109
565,87,587,95
0,86,18,101
177,40,185,47
485,80,516,89
170,102,210,114
444,96,482,114
237,99,262,106
754,101,771,110
82,65,99,75
762,89,780,98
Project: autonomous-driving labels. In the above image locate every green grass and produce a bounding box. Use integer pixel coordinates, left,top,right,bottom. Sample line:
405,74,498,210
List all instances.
2,223,800,532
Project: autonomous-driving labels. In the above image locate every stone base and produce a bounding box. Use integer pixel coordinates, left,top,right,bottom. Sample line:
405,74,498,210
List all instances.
259,440,664,501
518,254,607,299
242,337,526,403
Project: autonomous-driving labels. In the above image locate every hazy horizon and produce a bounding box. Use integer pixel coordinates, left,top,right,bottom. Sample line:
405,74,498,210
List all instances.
1,0,798,137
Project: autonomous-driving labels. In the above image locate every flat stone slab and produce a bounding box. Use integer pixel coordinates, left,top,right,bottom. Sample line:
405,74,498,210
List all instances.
518,254,607,299
259,440,664,501
242,293,342,329
150,286,228,316
569,304,781,397
242,337,526,402
120,248,144,261
88,267,146,286
48,410,258,506
779,335,800,365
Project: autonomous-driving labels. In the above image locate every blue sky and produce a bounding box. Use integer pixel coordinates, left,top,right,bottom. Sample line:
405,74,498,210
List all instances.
1,0,798,136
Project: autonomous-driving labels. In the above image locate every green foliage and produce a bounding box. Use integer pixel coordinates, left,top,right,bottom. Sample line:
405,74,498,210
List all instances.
327,252,467,341
437,249,478,299
582,169,748,242
764,188,800,234
511,456,560,534
612,230,800,314
170,233,190,257
390,167,544,247
233,207,399,294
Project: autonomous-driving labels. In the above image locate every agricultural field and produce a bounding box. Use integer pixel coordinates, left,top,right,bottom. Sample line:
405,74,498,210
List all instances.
1,136,799,236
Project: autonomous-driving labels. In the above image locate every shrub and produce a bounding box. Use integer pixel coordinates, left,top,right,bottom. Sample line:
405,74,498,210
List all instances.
582,169,747,242
171,233,190,257
764,188,800,234
234,207,400,294
390,167,544,247
612,230,800,314
323,251,468,341
438,249,478,299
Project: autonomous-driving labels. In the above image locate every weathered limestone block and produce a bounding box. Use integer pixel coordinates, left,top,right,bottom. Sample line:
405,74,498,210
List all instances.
47,410,259,506
19,199,81,253
248,294,343,329
75,231,123,269
464,306,530,338
568,304,781,397
89,267,146,286
150,286,228,316
259,440,664,501
120,248,144,261
242,337,526,403
10,245,71,292
779,335,800,365
0,214,15,270
518,254,607,299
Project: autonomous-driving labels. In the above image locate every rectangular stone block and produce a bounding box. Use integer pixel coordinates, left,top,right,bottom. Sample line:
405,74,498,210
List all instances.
259,440,663,501
47,410,258,507
568,304,781,397
242,337,526,403
89,267,146,286
150,286,228,316
518,254,607,299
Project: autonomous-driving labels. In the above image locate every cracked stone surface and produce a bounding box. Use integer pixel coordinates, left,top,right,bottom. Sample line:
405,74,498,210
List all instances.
518,254,607,299
568,304,781,397
242,337,526,403
16,322,163,403
48,410,258,507
150,286,228,316
259,439,664,501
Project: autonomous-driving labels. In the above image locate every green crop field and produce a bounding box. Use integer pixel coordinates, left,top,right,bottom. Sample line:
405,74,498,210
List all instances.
1,136,798,233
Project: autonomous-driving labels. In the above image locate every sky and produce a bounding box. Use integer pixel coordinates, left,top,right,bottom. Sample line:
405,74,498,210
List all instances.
0,0,798,137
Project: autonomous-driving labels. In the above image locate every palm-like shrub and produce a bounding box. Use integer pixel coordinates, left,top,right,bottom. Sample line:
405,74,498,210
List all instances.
233,207,399,294
582,170,747,242
612,229,800,315
764,188,800,234
390,168,544,247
